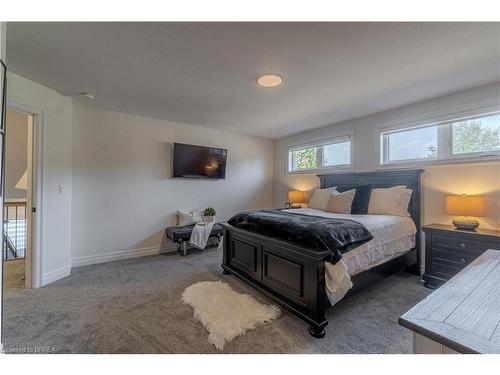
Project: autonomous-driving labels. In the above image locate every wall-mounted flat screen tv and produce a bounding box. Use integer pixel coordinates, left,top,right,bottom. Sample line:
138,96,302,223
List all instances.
173,143,227,179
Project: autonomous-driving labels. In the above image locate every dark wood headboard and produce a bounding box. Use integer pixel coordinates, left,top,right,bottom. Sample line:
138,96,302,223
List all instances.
318,169,424,273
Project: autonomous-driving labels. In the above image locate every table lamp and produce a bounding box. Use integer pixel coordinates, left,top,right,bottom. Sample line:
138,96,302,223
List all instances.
286,190,305,209
446,194,484,231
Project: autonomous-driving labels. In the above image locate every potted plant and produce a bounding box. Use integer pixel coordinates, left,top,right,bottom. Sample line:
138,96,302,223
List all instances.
203,207,216,223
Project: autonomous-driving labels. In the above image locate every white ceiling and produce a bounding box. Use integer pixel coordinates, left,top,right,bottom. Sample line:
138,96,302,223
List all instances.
6,22,500,139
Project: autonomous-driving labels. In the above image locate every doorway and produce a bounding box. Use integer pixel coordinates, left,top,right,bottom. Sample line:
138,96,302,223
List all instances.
2,109,34,290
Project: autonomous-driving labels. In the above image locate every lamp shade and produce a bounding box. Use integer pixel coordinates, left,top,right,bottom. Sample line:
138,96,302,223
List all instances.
288,190,305,203
446,195,484,217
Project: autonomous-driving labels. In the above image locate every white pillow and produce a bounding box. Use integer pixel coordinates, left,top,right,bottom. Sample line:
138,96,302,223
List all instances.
368,185,411,216
177,208,203,226
399,189,413,217
325,189,355,214
308,188,336,211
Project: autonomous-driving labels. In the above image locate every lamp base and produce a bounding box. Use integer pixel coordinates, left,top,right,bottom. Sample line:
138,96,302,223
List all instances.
285,202,302,209
452,216,479,231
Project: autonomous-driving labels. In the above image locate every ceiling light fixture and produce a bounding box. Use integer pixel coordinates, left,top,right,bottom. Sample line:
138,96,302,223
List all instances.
80,92,95,100
256,73,283,88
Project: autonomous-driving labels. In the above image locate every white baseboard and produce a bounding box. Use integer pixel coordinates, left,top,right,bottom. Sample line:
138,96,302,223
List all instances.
71,244,177,268
42,264,72,286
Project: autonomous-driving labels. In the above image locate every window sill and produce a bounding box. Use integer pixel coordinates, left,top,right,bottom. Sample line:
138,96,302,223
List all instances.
286,167,354,176
377,155,500,170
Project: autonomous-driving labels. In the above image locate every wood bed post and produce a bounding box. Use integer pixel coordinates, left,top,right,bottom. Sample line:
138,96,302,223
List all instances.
221,228,232,275
306,259,327,338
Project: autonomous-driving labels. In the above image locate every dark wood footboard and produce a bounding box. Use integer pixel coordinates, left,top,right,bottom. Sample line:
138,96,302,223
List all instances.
221,223,331,335
222,223,419,337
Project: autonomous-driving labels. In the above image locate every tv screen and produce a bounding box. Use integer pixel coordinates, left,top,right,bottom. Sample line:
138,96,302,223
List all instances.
173,143,227,179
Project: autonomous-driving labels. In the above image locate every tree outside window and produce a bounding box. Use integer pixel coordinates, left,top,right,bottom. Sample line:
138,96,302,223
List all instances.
453,118,500,155
293,147,317,169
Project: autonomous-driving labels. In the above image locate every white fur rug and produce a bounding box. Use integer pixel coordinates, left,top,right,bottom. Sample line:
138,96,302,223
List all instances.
182,281,281,350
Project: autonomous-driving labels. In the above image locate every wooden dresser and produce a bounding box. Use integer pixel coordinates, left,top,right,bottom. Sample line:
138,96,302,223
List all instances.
422,224,500,288
399,250,500,354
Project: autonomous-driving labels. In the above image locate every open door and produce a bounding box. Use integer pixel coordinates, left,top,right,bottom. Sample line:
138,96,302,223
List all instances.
2,109,34,290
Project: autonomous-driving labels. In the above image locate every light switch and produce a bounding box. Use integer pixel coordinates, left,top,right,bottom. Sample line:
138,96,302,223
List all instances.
58,185,64,194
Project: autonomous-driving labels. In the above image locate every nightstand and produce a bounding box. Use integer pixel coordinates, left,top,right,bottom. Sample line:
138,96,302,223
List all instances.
422,224,500,289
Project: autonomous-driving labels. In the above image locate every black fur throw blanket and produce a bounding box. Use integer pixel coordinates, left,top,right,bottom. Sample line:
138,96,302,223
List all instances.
227,209,373,264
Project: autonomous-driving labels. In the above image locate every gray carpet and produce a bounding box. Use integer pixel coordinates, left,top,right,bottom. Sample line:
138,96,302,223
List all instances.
3,248,431,353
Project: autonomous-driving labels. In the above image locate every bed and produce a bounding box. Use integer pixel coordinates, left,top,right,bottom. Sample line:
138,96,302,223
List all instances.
221,169,424,337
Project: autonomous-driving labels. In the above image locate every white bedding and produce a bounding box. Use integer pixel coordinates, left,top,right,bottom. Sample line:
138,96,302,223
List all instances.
286,208,417,304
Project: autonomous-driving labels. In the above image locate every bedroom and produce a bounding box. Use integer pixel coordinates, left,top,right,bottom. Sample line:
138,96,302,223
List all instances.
1,1,500,373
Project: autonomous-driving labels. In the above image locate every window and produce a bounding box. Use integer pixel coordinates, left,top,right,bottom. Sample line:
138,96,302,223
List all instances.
322,140,351,167
288,136,351,173
380,112,500,165
382,125,438,163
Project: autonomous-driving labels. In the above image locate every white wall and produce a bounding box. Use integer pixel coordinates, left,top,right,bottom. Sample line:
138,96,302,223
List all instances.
5,109,28,200
274,82,500,230
7,72,73,286
71,105,274,266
